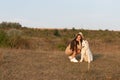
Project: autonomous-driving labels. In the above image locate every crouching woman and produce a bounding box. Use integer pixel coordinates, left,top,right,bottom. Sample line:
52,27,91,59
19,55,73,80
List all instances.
65,32,84,62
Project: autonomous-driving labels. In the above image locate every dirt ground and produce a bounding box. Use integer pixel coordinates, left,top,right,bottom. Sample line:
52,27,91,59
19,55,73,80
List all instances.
0,48,120,80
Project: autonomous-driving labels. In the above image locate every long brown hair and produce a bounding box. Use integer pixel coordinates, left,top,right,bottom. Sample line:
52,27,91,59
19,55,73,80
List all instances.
70,34,83,52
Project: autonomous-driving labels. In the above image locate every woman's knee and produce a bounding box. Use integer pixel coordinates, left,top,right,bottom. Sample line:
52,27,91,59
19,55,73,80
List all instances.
65,49,73,56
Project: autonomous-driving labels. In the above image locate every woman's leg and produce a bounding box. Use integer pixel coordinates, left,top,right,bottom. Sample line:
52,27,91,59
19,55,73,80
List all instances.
71,49,81,58
65,47,78,62
70,51,78,62
71,51,76,58
65,49,72,56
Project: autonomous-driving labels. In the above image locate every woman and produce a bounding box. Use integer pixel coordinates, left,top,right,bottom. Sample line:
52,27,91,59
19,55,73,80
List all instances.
65,32,84,62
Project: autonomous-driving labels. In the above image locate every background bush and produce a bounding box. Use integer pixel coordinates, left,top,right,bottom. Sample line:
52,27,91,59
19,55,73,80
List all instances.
0,22,22,29
53,29,61,37
0,30,8,47
0,28,30,49
7,29,30,49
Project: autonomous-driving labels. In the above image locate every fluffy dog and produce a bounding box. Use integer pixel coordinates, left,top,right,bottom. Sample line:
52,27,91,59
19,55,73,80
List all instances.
80,40,93,63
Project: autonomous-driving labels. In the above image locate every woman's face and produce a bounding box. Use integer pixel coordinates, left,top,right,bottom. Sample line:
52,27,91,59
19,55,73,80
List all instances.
76,35,81,41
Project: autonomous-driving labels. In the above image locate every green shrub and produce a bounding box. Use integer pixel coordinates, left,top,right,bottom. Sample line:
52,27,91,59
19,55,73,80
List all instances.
0,30,8,47
72,27,76,31
7,29,30,49
53,29,61,37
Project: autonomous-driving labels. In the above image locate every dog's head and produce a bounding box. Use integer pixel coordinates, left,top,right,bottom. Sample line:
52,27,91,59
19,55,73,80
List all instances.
82,40,89,49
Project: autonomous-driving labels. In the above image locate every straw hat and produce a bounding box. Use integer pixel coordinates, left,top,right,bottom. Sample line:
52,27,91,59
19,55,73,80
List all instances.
77,32,84,39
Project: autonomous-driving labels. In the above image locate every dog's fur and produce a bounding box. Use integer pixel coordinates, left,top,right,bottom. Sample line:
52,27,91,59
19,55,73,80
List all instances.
80,40,93,63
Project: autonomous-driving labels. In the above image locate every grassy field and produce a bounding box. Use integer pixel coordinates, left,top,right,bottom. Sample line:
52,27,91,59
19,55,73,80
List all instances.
0,28,120,80
0,48,120,80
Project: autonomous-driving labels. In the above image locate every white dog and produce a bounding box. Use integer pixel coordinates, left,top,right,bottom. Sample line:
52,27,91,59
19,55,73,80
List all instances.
80,40,93,63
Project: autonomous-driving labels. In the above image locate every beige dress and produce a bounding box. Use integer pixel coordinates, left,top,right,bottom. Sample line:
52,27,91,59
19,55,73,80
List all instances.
65,41,82,56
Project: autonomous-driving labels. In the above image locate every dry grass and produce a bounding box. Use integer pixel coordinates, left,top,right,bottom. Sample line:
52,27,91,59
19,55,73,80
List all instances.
0,29,119,80
0,48,120,80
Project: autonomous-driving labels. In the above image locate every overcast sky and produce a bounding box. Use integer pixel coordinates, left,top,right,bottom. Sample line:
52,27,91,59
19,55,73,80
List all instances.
0,0,120,30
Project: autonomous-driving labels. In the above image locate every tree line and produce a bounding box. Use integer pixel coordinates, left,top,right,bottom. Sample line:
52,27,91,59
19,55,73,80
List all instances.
0,22,22,29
